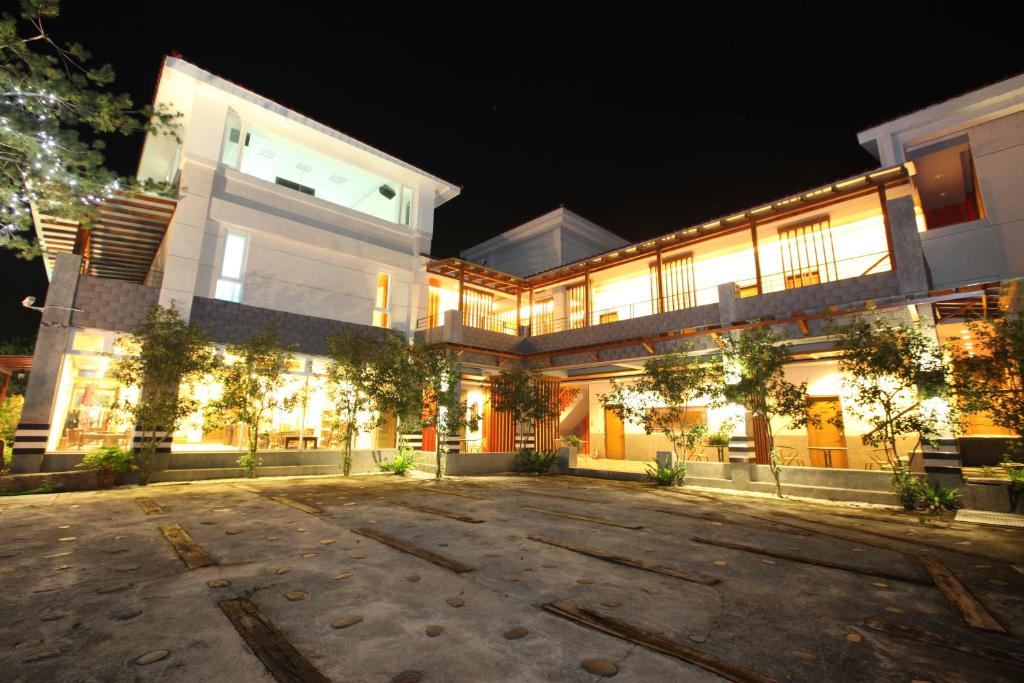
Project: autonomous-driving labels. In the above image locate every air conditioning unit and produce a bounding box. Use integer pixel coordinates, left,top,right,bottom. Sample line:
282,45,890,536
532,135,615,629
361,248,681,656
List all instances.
378,184,396,200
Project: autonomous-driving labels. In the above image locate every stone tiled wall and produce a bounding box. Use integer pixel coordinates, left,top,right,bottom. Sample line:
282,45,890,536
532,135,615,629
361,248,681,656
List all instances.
731,271,900,322
189,296,397,355
71,275,160,332
519,303,719,354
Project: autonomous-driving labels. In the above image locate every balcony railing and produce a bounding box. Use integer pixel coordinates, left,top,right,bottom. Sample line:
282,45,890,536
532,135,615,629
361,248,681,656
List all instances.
734,251,891,296
417,250,893,337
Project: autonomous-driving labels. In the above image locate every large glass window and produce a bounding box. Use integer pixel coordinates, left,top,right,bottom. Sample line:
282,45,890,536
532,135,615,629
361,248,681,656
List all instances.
779,219,837,290
223,116,415,227
50,335,136,452
215,231,248,303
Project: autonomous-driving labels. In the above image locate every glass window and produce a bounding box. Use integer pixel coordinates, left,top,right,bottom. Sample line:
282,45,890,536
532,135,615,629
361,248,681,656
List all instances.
232,122,411,226
71,331,105,353
779,219,837,290
50,354,135,452
373,272,391,328
215,232,248,303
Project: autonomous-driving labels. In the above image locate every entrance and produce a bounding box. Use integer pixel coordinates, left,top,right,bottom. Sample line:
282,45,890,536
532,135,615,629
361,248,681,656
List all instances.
807,397,848,468
604,407,625,459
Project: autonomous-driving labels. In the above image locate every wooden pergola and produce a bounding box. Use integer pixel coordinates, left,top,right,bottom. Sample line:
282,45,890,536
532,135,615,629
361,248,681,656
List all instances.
0,355,32,402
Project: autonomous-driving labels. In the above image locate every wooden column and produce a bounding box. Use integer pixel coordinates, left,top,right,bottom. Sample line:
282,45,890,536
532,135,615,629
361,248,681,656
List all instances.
528,287,534,336
878,185,896,271
457,263,465,321
72,226,91,274
516,290,522,334
750,223,762,295
655,249,664,314
584,267,592,327
0,373,9,403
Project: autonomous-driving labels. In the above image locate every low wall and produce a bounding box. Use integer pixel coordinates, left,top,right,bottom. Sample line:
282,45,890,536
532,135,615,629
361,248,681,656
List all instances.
415,451,519,476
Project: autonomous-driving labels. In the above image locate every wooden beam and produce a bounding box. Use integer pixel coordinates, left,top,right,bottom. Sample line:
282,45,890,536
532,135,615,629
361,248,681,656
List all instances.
159,524,215,569
529,534,718,585
134,497,164,515
218,599,331,683
269,495,324,515
795,316,810,337
690,536,931,585
862,617,1023,667
458,262,465,316
522,506,642,530
655,249,664,314
543,601,773,683
750,223,762,295
879,185,896,272
918,556,1005,632
393,500,484,524
642,341,655,355
350,527,474,573
584,266,592,327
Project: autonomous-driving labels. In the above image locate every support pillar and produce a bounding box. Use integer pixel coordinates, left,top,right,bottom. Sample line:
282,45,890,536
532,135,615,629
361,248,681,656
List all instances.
885,194,930,294
727,409,757,486
11,253,82,474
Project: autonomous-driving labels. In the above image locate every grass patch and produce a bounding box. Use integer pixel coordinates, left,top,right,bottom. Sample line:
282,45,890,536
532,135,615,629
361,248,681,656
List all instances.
0,485,56,496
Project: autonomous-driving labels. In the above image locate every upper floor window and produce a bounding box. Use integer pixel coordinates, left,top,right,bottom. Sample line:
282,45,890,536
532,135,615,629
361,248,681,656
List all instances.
532,298,555,335
909,138,985,230
215,231,248,303
372,272,391,328
653,253,697,312
566,283,586,330
779,218,837,290
219,113,415,228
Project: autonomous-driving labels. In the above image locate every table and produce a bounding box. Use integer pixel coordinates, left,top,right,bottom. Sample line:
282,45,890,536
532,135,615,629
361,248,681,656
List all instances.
284,436,318,449
808,446,847,468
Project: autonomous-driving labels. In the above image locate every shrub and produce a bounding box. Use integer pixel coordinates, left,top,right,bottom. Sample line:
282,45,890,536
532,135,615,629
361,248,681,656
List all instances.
515,448,557,474
1,394,24,445
646,458,687,486
562,435,584,449
919,482,961,513
237,450,262,478
77,446,134,473
380,447,418,476
890,468,960,512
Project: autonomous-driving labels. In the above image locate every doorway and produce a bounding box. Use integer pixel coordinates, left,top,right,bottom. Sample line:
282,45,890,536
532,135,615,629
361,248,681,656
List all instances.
604,406,625,459
807,397,848,468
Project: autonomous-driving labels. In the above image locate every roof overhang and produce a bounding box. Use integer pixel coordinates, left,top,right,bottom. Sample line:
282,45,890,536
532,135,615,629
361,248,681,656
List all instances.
34,193,178,283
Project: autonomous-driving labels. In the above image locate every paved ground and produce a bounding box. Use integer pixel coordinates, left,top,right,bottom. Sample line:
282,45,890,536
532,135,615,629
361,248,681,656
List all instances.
1,473,1022,682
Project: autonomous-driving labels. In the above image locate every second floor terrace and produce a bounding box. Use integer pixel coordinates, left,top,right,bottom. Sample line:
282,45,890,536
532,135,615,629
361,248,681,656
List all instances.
418,164,928,352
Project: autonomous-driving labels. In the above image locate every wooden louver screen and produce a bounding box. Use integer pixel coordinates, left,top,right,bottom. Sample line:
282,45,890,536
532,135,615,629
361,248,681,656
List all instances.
652,254,697,312
462,288,494,330
532,299,555,335
567,284,586,329
779,218,837,290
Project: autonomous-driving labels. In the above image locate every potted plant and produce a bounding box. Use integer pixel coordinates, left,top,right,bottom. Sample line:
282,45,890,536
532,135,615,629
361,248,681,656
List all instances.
705,421,734,463
77,446,134,488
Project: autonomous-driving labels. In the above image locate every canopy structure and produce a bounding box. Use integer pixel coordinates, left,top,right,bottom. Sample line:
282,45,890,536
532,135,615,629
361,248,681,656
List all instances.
34,193,178,283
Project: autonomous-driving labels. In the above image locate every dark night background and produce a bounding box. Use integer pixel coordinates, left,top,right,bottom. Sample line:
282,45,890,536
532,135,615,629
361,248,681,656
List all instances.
2,1,1021,344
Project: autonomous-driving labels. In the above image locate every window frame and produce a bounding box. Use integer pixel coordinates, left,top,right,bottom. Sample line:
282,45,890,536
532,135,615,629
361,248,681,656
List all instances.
215,230,250,303
373,271,393,329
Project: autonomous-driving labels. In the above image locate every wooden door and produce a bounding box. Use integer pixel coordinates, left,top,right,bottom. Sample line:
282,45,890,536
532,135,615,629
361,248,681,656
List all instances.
604,407,625,459
806,397,848,468
753,415,770,465
374,413,397,449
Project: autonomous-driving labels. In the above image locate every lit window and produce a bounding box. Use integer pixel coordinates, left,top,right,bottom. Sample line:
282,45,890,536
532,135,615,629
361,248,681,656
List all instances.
71,332,105,353
779,219,836,290
567,283,586,329
399,185,414,226
215,232,248,303
373,272,391,328
221,112,243,168
532,299,554,335
909,138,985,230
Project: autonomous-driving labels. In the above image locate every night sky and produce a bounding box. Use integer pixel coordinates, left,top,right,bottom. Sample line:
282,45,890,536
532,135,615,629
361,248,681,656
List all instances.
2,1,1020,343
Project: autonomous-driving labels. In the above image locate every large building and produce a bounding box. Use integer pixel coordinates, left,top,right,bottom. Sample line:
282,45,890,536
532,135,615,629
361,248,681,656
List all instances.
10,61,1024,496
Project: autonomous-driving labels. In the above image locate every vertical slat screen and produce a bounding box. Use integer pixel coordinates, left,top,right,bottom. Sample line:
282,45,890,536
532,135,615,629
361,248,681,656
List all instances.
779,218,835,290
567,284,586,330
533,377,561,452
657,254,696,311
462,288,494,331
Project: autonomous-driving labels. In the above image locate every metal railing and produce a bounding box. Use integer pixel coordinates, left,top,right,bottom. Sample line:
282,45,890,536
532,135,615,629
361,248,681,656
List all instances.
734,251,891,297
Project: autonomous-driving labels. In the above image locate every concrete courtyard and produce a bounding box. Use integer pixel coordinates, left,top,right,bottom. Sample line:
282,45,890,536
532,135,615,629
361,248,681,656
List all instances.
1,473,1022,682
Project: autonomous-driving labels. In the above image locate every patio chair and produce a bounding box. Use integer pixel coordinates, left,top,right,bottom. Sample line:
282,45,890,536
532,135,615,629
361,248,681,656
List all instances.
775,445,804,467
865,448,894,470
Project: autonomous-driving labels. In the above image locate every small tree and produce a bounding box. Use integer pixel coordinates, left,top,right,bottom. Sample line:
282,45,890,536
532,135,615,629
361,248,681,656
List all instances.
600,343,724,468
372,334,427,448
949,316,1024,462
205,331,294,477
110,305,214,483
719,327,814,498
487,366,560,452
831,317,952,508
326,331,388,476
411,341,478,478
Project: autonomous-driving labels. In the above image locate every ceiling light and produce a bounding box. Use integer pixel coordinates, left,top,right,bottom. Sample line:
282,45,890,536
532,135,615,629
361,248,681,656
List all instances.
939,191,947,197
296,162,313,172
257,148,276,159
934,173,943,179
329,174,347,184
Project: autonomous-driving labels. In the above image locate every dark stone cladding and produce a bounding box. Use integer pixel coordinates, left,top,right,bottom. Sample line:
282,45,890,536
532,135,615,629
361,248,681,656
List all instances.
71,275,160,332
189,296,398,356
